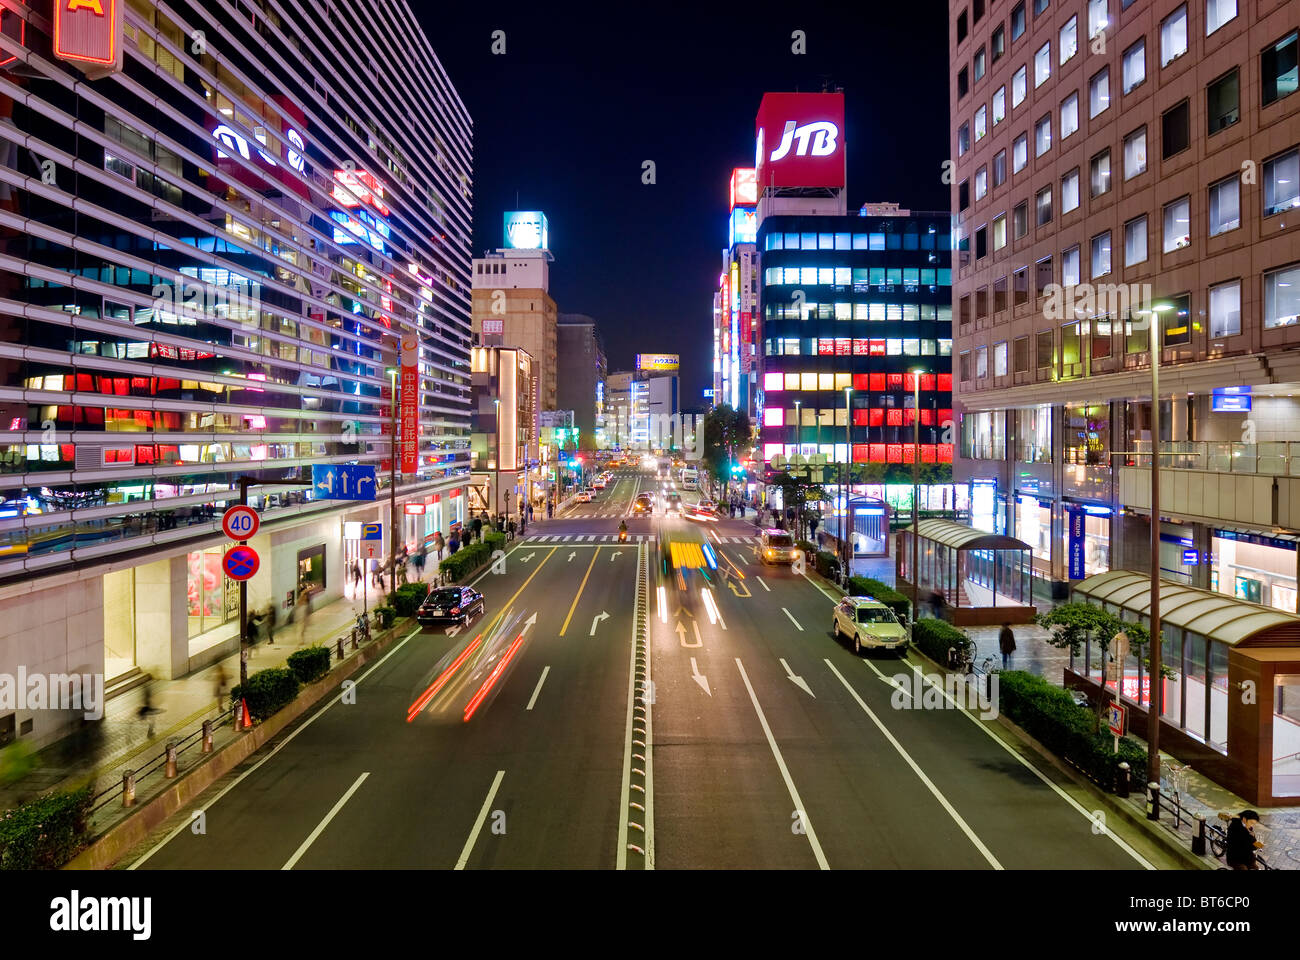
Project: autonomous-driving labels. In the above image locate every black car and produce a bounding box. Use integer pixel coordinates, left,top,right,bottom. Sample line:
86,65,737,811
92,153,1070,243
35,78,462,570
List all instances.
417,585,485,627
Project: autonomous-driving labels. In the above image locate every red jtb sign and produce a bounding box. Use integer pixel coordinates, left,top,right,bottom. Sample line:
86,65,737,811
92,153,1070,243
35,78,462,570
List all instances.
55,0,123,75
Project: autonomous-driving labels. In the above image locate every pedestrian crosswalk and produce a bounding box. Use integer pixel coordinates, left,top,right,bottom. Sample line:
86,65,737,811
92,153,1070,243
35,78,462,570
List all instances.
558,512,629,519
518,534,761,544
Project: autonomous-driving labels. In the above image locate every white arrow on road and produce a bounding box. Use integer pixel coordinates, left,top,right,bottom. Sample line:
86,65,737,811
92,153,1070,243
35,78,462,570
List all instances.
610,551,622,561
780,658,814,698
521,611,538,637
445,625,460,638
520,552,536,563
567,551,576,562
878,672,913,700
589,611,609,636
690,656,711,696
782,607,804,631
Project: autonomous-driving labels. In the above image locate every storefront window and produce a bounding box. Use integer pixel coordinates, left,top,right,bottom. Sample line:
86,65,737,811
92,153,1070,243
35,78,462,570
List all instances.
187,547,236,638
1275,675,1300,797
1016,405,1052,463
1063,405,1109,465
1209,641,1229,753
297,544,326,597
1161,625,1184,725
1017,496,1052,564
1184,630,1208,741
1063,511,1110,576
1213,533,1298,612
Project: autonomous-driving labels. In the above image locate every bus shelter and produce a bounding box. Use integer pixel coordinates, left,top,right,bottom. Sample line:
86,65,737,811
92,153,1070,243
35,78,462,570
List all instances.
896,518,1036,626
1067,570,1300,806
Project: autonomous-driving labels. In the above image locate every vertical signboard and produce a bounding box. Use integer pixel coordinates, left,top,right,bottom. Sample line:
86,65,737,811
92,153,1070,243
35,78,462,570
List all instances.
754,92,845,190
400,334,419,474
54,0,123,77
1067,505,1085,580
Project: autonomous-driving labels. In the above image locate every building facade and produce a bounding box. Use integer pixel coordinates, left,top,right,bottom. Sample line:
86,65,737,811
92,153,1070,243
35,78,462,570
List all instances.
556,313,607,448
471,249,557,412
949,0,1300,600
0,0,473,747
469,345,541,518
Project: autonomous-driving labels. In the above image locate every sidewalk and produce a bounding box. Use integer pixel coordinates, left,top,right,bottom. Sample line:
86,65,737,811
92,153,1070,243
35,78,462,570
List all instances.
0,573,421,814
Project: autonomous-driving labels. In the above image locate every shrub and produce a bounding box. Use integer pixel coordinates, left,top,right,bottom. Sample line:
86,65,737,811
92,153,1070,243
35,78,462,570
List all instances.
230,667,300,722
439,540,493,582
814,550,840,577
910,617,973,666
387,583,428,618
846,576,910,619
484,531,506,554
286,645,332,686
374,606,396,630
997,670,1146,791
0,786,92,869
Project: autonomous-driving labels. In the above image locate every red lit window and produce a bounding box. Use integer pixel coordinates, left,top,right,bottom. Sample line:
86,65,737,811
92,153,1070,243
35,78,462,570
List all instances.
836,338,851,355
853,408,870,426
113,378,128,395
921,374,937,391
83,407,104,426
920,409,935,426
938,373,953,391
869,339,886,356
868,408,884,427
903,408,916,425
886,444,903,463
853,339,870,355
904,373,916,391
887,373,904,389
868,443,886,462
937,444,954,462
922,444,938,463
75,374,94,391
155,377,181,392
818,339,835,355
135,445,156,464
939,408,953,424
853,443,869,462
869,373,887,391
901,444,915,463
886,409,903,426
59,444,74,461
853,373,869,391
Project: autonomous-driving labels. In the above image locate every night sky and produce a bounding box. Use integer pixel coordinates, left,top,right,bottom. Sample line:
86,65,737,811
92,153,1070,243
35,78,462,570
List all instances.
415,0,952,404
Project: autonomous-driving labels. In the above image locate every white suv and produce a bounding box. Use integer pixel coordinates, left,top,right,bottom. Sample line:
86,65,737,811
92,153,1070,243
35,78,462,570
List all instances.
832,597,908,656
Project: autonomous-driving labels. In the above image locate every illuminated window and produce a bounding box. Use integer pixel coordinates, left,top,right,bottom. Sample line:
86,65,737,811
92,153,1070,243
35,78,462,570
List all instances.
1013,65,1027,107
764,407,784,427
764,372,783,391
818,373,834,390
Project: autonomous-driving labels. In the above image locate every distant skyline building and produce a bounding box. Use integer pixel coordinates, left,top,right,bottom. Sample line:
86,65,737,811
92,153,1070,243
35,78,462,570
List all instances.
556,313,607,449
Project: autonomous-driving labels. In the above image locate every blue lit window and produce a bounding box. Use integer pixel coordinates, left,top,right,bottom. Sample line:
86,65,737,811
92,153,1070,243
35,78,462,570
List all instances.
834,232,851,250
869,233,886,249
903,233,919,250
818,233,834,249
852,233,870,249
887,267,903,284
801,232,817,248
869,267,886,284
818,267,835,285
834,267,852,285
800,267,818,285
766,233,783,251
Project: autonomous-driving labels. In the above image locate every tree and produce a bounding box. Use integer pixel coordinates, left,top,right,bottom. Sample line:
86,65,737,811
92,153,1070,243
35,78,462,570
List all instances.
766,472,829,541
701,404,752,485
1035,602,1151,734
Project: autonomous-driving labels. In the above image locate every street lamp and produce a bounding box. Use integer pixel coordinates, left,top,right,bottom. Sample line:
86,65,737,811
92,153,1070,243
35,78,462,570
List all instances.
793,399,802,536
843,386,852,585
910,367,926,630
494,398,502,527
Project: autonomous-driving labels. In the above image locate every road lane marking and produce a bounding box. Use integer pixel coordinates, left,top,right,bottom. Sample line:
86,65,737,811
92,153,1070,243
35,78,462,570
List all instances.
525,666,550,710
690,656,711,695
756,576,771,592
735,658,829,870
129,627,422,869
281,772,370,870
780,658,814,697
895,659,1157,870
822,658,1003,869
455,770,505,869
560,547,601,636
782,607,803,631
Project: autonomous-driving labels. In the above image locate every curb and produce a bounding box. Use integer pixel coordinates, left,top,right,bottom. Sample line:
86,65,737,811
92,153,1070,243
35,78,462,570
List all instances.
64,621,413,871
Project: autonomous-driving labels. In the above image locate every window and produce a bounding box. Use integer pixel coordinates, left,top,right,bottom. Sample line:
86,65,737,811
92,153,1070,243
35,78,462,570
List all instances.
1207,69,1240,134
1035,114,1052,156
1037,330,1054,375
1034,0,1049,15
1265,264,1300,328
1208,175,1240,235
1013,65,1028,107
1262,32,1298,107
994,341,1009,377
1209,280,1241,337
1161,5,1188,66
1091,231,1112,277
1123,39,1146,93
992,24,1005,61
1012,2,1026,40
1090,149,1111,197
1062,168,1080,212
974,0,985,23
1089,68,1110,117
958,66,970,99
977,346,988,378
975,165,988,199
993,149,1007,186
1163,293,1192,345
1014,267,1029,305
976,224,988,259
960,351,972,381
958,122,971,156
1163,195,1191,251
1013,134,1028,173
1036,186,1053,225
1063,245,1081,285
993,214,1007,250
1060,17,1078,64
957,8,968,42
1014,200,1028,238
975,104,988,141
1035,42,1051,87
1014,336,1030,372
959,179,971,210
1061,93,1079,138
1205,0,1236,36
995,275,1008,312
1124,215,1148,265
1123,127,1147,179
975,46,987,81
1263,149,1300,217
1088,0,1109,38
993,86,1006,124
1162,99,1190,158
1036,256,1054,294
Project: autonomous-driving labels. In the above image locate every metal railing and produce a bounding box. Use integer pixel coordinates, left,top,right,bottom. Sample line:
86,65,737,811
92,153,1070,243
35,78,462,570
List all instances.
1122,440,1300,477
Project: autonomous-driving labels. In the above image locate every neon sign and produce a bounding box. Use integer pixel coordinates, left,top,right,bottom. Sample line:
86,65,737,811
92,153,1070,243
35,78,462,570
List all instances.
213,124,306,174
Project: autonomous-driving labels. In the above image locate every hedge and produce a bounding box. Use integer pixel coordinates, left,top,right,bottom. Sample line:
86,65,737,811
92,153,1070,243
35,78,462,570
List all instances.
997,670,1146,790
230,667,300,722
910,617,973,666
483,531,506,554
0,786,92,869
846,576,911,619
286,645,332,686
439,539,497,582
387,582,428,618
814,550,840,577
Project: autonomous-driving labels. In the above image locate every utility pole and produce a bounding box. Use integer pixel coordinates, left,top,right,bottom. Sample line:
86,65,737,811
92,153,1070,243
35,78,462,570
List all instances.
1147,308,1164,789
911,370,922,631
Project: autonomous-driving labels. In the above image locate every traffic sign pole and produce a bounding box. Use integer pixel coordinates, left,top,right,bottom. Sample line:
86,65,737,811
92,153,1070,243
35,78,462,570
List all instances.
238,478,250,719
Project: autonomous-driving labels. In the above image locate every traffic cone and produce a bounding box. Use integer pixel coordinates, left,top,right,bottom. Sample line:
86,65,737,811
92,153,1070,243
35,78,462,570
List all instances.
240,698,252,729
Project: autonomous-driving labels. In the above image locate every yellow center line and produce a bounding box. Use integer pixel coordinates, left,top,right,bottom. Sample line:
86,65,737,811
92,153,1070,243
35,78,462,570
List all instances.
559,547,601,636
484,547,556,635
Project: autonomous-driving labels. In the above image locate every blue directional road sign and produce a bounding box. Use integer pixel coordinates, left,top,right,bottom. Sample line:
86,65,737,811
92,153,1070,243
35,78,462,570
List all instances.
312,464,377,501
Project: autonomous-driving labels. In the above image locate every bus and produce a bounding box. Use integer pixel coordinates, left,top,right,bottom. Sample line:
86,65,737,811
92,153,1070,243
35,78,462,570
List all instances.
679,467,698,490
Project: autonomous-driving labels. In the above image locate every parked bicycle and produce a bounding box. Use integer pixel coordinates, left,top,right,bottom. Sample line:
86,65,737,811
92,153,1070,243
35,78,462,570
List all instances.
947,640,978,675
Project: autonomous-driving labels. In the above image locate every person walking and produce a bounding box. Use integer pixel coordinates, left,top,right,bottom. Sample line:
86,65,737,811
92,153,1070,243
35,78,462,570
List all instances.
547,500,554,518
433,531,445,562
296,585,312,642
136,685,161,739
1226,810,1263,869
351,559,363,597
507,517,517,541
998,622,1016,669
414,543,427,580
448,531,460,555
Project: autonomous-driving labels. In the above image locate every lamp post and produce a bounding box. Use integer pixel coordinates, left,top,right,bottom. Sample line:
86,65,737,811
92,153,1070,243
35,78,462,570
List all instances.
494,398,502,526
793,399,802,536
911,367,925,629
1145,303,1173,788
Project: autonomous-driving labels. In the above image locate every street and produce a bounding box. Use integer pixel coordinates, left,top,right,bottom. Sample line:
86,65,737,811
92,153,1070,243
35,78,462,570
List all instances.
122,468,1177,870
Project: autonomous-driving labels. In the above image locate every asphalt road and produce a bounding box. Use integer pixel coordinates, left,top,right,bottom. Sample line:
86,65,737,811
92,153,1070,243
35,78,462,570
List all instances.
123,467,1181,870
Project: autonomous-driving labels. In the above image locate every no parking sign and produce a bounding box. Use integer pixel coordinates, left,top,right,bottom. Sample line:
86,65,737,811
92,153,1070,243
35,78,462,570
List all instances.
223,545,260,581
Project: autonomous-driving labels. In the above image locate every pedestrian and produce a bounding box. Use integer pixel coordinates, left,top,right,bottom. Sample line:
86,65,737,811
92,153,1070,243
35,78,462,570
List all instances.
213,661,229,702
809,515,820,538
547,500,554,518
414,544,427,580
471,515,483,543
1226,810,1263,870
136,686,160,738
998,622,1016,669
351,559,363,594
263,603,277,643
433,531,445,561
296,585,312,642
448,532,460,555
507,518,516,540
527,502,534,521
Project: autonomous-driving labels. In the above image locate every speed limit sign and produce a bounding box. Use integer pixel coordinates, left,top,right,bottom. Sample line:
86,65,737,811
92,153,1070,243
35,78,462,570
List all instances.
222,505,260,541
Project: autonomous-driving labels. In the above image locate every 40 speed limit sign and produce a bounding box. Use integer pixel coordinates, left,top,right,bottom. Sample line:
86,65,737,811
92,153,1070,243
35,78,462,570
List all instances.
222,505,260,541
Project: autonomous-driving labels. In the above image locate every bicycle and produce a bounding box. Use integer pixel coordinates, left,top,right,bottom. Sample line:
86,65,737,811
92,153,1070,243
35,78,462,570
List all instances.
1207,812,1272,869
947,641,977,675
